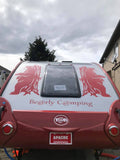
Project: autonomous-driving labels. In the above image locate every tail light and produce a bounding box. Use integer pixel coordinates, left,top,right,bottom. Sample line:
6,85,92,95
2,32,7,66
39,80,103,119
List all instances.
109,125,119,137
2,123,13,135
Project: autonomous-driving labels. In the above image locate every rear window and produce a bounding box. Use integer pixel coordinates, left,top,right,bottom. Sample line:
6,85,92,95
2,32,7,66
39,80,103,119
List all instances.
41,65,81,97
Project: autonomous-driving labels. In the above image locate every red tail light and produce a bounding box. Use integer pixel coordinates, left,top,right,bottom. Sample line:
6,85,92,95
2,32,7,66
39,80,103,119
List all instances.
109,125,119,136
2,123,13,135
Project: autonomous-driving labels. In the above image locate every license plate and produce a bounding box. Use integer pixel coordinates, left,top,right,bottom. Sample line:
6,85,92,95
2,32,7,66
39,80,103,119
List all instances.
49,132,72,145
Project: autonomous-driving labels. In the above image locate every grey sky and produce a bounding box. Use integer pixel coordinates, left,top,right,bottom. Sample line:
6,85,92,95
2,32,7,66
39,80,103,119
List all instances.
0,0,120,70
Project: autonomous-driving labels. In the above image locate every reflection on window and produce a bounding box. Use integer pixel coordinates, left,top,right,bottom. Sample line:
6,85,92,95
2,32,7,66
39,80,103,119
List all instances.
41,65,81,97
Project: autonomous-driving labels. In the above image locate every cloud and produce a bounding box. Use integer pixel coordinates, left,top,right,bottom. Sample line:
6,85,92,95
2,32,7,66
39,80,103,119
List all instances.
0,53,23,70
0,1,29,53
0,0,120,66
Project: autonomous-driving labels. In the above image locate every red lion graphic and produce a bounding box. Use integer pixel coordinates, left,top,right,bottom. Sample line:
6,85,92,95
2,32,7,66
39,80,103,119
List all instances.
79,67,110,97
10,65,41,95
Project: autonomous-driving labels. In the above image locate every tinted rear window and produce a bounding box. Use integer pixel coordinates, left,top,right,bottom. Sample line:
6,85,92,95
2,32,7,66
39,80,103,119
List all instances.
41,65,81,97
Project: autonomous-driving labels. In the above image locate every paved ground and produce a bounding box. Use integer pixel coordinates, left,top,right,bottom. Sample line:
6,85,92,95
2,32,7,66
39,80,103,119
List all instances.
0,148,120,160
0,148,16,160
99,149,120,160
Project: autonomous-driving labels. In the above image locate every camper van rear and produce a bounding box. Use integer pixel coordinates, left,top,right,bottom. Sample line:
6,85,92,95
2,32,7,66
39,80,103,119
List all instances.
0,61,120,149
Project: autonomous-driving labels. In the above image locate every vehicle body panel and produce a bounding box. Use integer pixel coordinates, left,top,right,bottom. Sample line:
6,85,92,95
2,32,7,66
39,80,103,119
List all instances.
0,61,120,149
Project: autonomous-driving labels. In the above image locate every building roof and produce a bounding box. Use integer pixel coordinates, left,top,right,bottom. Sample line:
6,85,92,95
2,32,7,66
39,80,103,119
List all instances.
99,20,120,64
0,65,11,73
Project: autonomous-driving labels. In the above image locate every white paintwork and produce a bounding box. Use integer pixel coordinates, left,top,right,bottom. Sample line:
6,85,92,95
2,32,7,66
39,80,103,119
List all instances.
2,61,119,112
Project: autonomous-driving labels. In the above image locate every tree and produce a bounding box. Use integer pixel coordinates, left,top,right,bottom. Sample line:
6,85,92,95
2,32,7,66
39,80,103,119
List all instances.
24,36,56,61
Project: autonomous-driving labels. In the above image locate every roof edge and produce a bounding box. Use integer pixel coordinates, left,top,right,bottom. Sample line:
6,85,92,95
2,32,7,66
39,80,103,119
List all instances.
99,20,120,64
